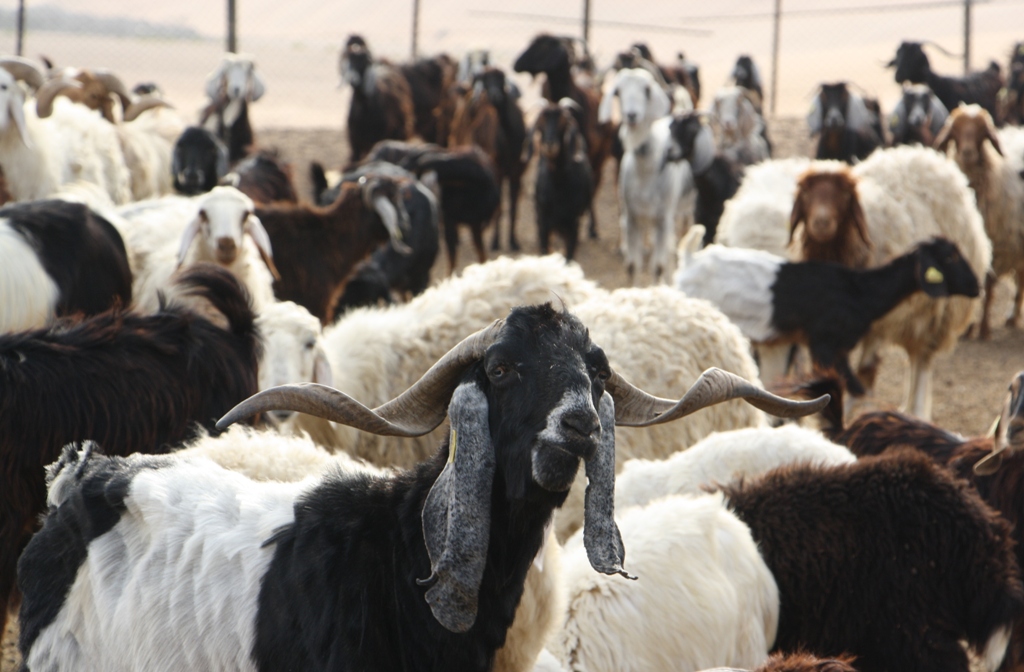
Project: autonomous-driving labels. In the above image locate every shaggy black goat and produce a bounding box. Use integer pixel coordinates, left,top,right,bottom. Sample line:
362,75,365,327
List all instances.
0,199,132,334
807,83,882,163
526,100,593,261
226,149,299,204
364,140,500,273
172,126,229,195
0,264,260,637
889,84,949,147
889,41,1003,120
514,34,614,239
665,112,741,244
18,303,823,671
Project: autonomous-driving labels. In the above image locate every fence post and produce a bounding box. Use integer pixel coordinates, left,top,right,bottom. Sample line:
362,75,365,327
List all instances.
770,0,781,118
963,0,971,74
582,0,590,46
412,0,420,58
15,0,25,56
227,0,237,53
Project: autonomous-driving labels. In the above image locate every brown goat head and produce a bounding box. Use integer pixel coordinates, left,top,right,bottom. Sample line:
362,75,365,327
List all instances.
934,104,1003,168
790,167,871,265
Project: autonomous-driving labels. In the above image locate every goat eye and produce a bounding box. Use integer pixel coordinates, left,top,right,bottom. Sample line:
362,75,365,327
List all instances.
488,363,512,382
304,341,316,351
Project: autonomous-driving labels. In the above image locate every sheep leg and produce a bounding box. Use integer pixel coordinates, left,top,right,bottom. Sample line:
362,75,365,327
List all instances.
905,356,934,420
564,216,580,262
980,270,997,340
1006,274,1023,328
587,203,599,240
444,220,460,276
471,225,487,265
507,173,521,251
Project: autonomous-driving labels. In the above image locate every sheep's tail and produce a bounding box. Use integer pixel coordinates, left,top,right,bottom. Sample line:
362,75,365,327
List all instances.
172,264,257,342
676,224,706,269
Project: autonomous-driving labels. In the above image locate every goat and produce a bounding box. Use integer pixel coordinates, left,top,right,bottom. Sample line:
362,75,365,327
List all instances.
807,83,882,163
225,149,299,204
256,172,410,323
364,140,499,273
665,112,741,244
525,99,593,261
0,199,131,334
515,34,615,240
889,41,1003,120
16,303,822,671
201,53,265,163
599,68,686,283
0,264,260,639
675,229,981,392
731,54,764,112
711,86,771,166
998,42,1024,126
172,126,229,195
935,104,1024,339
889,84,948,147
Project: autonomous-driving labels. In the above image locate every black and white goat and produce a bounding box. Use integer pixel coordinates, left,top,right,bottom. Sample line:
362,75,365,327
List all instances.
889,41,1003,120
1,264,260,639
171,126,229,195
201,53,265,163
17,303,824,671
889,84,949,147
675,230,980,392
665,112,741,245
807,82,883,163
0,199,131,334
525,99,593,262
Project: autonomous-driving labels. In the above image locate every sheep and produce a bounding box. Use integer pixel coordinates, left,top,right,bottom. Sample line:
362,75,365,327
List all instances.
935,104,1024,339
787,147,991,418
255,171,412,323
172,126,229,195
599,67,687,283
0,199,131,334
119,186,279,312
722,450,1023,672
224,149,299,204
714,157,810,257
889,41,1004,120
0,264,260,640
339,35,416,162
806,82,882,163
666,112,741,245
364,140,499,274
0,58,132,204
730,55,764,112
675,230,981,392
16,302,821,671
711,86,771,167
515,33,615,239
888,84,948,147
525,99,593,261
201,53,265,163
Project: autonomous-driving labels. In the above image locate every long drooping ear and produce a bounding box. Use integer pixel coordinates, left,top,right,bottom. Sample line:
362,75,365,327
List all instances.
806,95,823,136
243,213,281,280
8,89,30,148
418,380,495,633
598,79,619,123
928,94,949,138
215,139,230,179
362,177,413,254
607,367,828,426
933,116,955,153
846,186,872,249
846,94,876,135
983,112,1004,156
689,121,716,174
176,210,206,266
584,392,635,579
789,187,808,244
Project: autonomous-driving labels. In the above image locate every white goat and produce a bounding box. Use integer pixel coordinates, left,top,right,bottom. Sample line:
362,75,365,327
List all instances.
599,68,689,284
711,86,770,167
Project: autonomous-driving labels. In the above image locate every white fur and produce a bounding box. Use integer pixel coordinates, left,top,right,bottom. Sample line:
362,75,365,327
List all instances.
715,158,810,257
0,218,59,333
115,111,179,201
600,69,688,283
711,86,770,167
205,53,265,127
981,625,1012,672
614,425,855,512
27,455,306,672
552,494,779,672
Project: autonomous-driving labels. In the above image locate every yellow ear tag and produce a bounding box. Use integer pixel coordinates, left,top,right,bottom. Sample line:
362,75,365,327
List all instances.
987,415,1001,437
890,113,899,127
925,267,944,284
448,428,458,464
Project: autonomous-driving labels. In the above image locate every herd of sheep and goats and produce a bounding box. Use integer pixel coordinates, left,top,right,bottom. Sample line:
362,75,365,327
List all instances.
4,28,1024,672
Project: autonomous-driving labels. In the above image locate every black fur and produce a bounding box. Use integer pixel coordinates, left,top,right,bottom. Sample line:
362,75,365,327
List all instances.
732,55,763,103
3,199,132,319
172,126,229,195
890,42,1003,120
228,149,299,204
200,98,255,164
770,238,979,395
812,83,882,163
724,450,1024,672
0,264,260,639
889,85,947,147
398,53,457,144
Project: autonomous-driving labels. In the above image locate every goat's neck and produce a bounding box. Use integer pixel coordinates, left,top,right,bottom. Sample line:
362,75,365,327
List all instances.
846,252,923,322
621,122,656,161
544,67,574,102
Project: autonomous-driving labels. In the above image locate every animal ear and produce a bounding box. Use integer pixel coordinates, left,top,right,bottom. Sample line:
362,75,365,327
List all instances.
312,345,333,386
984,114,1003,155
648,85,671,120
915,245,950,298
419,380,496,632
362,178,412,254
249,67,266,102
243,213,282,280
177,210,206,267
690,122,716,174
928,95,949,138
583,392,635,580
598,80,618,123
806,96,822,136
846,94,876,134
789,190,807,244
847,189,873,249
933,116,955,152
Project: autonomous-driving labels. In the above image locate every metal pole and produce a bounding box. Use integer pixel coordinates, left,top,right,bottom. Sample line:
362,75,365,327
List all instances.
963,0,971,74
582,0,590,45
412,0,420,58
15,0,25,57
227,0,237,53
770,0,781,117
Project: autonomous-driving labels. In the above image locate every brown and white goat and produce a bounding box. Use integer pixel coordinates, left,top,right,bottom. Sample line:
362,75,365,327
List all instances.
935,104,1024,339
256,174,410,324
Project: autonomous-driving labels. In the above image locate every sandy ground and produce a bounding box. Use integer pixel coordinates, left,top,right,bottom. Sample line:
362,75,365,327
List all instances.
4,117,1024,669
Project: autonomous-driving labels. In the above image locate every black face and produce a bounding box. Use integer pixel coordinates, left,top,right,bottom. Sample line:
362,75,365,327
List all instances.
514,35,571,75
892,42,929,84
475,304,610,499
172,127,227,195
631,43,654,62
820,83,851,129
733,55,754,85
476,68,507,108
666,113,701,163
915,238,980,299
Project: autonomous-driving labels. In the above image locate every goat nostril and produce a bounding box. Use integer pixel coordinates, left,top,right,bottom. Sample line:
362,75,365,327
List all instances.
562,412,600,438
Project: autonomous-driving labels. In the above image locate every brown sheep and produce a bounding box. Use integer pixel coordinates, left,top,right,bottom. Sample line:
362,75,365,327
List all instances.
789,166,872,268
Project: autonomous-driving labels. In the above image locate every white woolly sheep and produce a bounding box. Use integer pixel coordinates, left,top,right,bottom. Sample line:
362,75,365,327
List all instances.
935,104,1024,338
599,68,690,284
